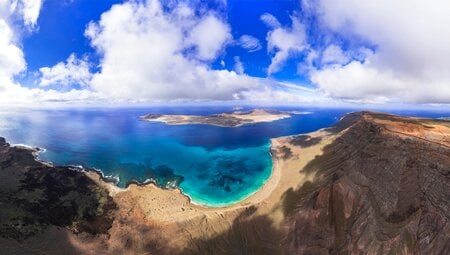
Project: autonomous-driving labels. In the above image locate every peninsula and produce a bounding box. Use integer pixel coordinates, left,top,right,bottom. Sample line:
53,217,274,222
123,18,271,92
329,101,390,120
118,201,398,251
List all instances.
140,109,296,127
1,112,449,254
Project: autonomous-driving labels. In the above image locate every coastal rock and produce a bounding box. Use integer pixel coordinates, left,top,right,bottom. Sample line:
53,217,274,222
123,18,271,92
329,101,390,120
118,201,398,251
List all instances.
0,140,117,241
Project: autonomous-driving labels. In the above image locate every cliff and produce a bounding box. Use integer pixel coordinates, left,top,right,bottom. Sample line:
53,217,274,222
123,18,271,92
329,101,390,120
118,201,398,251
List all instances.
284,112,450,254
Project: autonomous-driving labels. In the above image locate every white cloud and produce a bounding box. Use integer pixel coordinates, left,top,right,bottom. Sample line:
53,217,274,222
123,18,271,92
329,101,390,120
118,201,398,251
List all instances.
264,14,308,74
307,0,450,104
233,56,244,74
239,81,331,104
85,0,307,102
260,13,281,29
187,15,231,60
0,0,99,106
238,35,261,52
0,0,39,79
18,0,42,28
0,82,102,106
321,44,349,66
0,0,326,106
1,0,43,29
0,0,31,98
39,54,92,87
0,19,25,78
85,1,241,100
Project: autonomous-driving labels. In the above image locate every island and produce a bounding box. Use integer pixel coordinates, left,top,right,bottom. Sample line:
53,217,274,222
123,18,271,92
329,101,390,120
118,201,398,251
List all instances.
1,112,449,254
139,109,299,127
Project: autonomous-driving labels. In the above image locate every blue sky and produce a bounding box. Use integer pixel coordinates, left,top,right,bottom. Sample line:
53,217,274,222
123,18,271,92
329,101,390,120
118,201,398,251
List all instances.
23,0,122,71
0,0,449,106
22,0,304,82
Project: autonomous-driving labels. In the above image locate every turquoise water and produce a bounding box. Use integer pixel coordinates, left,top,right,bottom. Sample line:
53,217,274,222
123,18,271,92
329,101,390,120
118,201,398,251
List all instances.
0,106,447,206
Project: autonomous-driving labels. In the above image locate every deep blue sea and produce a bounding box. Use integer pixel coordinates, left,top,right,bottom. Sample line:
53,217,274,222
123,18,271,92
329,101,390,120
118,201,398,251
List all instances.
0,106,448,206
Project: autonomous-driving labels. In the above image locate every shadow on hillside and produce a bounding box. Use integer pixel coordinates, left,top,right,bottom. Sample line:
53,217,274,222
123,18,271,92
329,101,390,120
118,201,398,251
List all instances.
177,206,284,255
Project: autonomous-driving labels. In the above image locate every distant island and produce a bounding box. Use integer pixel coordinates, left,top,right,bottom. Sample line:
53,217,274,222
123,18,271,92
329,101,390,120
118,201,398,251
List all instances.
140,109,303,127
1,112,449,254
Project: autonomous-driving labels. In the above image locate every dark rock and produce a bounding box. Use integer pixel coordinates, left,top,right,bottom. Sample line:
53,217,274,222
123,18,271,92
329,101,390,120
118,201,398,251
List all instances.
0,139,117,240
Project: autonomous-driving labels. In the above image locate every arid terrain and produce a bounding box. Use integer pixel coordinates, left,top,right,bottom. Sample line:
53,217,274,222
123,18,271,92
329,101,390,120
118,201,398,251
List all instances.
140,109,294,127
0,112,449,254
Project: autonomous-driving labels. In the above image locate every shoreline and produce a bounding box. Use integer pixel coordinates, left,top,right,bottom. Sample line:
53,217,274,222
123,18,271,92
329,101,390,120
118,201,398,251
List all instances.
26,145,272,209
2,105,352,215
5,126,325,211
13,137,277,209
21,112,447,214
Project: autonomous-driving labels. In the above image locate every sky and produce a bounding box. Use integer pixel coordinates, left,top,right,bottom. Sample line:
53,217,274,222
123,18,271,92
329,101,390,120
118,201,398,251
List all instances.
0,0,449,107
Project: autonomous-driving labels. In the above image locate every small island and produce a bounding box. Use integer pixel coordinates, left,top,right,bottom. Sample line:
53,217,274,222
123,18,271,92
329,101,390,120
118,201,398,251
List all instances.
140,109,299,127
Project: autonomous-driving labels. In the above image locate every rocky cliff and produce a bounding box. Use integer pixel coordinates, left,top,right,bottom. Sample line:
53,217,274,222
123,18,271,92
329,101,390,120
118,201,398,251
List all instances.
284,112,450,254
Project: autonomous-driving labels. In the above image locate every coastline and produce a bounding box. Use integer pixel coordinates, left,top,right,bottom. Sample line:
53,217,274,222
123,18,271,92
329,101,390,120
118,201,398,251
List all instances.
19,112,449,214
6,125,332,213
22,138,276,209
1,130,315,226
2,112,450,254
87,126,340,225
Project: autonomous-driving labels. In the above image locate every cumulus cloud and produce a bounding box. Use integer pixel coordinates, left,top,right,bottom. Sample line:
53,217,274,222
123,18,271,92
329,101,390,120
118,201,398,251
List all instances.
39,54,92,87
85,0,310,102
0,0,326,106
186,14,232,61
17,0,43,28
320,44,349,66
0,0,39,79
85,0,246,101
0,0,31,98
0,0,99,106
238,35,261,52
0,19,25,78
263,14,308,75
306,0,450,104
1,0,42,29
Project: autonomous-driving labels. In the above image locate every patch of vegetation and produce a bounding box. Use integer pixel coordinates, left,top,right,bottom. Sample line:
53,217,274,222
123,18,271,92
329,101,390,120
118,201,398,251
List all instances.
279,146,293,159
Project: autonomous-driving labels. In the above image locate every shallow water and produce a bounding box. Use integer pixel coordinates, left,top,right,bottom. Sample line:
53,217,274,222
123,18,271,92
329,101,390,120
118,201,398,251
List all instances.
0,106,447,206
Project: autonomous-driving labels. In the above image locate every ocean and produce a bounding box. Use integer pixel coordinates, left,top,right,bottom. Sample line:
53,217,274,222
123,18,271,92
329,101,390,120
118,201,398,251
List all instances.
0,106,447,206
